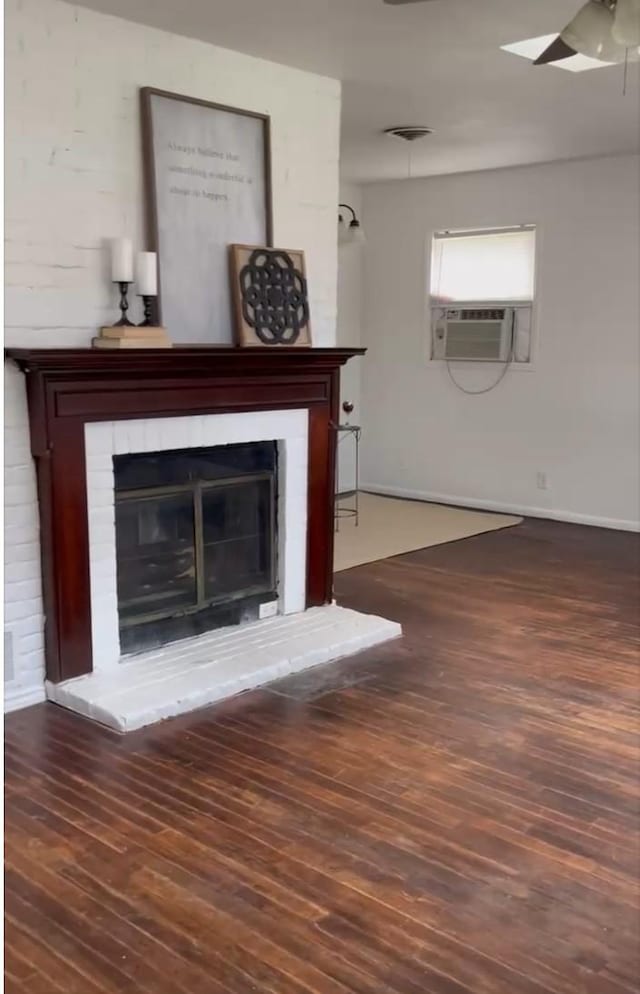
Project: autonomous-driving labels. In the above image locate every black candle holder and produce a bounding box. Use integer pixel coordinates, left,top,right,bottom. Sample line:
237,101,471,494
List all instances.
138,295,155,327
113,281,135,327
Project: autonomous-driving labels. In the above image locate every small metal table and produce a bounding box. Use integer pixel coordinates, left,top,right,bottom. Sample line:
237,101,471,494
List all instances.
335,423,361,531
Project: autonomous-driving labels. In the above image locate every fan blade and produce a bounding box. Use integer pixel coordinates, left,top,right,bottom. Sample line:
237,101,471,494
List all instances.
533,35,577,64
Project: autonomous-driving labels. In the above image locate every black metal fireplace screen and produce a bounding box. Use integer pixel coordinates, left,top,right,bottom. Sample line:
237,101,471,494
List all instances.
113,442,277,653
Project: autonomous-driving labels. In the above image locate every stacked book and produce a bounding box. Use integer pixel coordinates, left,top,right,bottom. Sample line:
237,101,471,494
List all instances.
93,326,172,349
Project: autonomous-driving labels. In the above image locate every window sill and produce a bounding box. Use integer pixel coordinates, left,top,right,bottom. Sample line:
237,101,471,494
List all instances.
424,357,537,373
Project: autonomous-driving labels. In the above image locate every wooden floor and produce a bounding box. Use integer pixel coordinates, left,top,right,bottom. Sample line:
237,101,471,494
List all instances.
5,518,640,994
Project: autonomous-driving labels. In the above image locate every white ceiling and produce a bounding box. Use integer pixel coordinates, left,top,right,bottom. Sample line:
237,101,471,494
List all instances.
75,0,639,182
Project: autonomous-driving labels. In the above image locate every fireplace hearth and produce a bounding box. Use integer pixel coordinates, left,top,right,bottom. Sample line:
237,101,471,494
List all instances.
115,442,277,653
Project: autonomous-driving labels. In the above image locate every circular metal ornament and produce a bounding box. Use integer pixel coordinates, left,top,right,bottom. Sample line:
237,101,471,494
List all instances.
239,249,309,345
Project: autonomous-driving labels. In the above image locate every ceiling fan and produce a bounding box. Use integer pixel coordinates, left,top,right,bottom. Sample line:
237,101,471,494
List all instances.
383,0,640,65
532,0,640,66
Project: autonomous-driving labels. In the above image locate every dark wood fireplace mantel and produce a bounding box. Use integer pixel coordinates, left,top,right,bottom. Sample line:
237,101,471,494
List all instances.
7,347,364,683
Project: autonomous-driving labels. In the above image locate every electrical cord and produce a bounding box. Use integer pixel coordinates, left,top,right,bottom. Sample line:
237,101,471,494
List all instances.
445,310,516,395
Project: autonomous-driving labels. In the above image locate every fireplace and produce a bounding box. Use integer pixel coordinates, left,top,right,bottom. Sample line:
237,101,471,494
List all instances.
80,406,307,675
7,347,369,685
114,442,277,653
7,347,404,731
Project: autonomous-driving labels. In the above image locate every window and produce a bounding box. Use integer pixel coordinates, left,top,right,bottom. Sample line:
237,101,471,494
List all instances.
430,226,536,304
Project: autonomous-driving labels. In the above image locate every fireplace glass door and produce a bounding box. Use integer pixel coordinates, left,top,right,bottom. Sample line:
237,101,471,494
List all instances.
114,444,277,653
116,491,197,622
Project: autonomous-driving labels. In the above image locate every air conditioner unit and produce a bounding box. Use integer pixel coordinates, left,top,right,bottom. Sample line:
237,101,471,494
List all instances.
432,306,514,362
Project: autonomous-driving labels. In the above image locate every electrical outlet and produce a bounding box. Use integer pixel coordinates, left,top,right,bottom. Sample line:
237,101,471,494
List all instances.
536,472,549,491
4,631,15,683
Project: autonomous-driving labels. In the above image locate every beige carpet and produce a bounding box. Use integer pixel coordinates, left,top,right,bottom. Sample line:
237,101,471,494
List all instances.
334,492,522,572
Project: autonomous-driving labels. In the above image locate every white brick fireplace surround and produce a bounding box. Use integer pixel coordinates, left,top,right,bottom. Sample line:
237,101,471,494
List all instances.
84,408,309,674
45,408,401,731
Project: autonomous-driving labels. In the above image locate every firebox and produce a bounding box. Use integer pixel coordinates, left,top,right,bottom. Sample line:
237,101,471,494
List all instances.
113,441,277,653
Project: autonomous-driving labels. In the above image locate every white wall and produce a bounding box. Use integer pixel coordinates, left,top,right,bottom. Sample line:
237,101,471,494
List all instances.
336,182,364,493
3,0,341,710
359,154,640,531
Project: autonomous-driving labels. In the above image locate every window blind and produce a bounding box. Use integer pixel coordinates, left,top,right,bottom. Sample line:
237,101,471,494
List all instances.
430,227,536,303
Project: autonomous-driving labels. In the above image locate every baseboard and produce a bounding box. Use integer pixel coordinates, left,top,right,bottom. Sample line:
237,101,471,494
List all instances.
361,482,640,533
4,683,47,714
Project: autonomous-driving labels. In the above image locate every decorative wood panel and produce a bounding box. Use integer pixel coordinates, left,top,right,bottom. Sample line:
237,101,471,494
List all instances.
7,347,364,683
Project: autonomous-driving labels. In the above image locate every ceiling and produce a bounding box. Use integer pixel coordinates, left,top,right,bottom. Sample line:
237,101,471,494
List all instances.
75,0,639,182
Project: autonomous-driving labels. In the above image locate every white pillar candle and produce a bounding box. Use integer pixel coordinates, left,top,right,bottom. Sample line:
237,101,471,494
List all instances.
111,238,133,282
135,251,158,296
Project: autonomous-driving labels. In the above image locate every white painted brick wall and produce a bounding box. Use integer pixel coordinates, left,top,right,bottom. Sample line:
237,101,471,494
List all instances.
4,0,341,711
4,363,47,711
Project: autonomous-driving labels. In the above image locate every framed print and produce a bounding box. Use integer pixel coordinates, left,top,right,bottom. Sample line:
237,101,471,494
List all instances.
229,244,312,348
141,87,272,344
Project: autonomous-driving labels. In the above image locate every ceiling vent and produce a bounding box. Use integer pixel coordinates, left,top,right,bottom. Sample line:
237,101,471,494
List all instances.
383,126,434,141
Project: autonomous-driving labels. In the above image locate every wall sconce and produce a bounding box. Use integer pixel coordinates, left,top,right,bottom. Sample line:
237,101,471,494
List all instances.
338,203,365,245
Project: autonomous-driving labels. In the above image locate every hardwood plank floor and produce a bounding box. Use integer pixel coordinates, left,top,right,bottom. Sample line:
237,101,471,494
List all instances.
5,518,640,994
